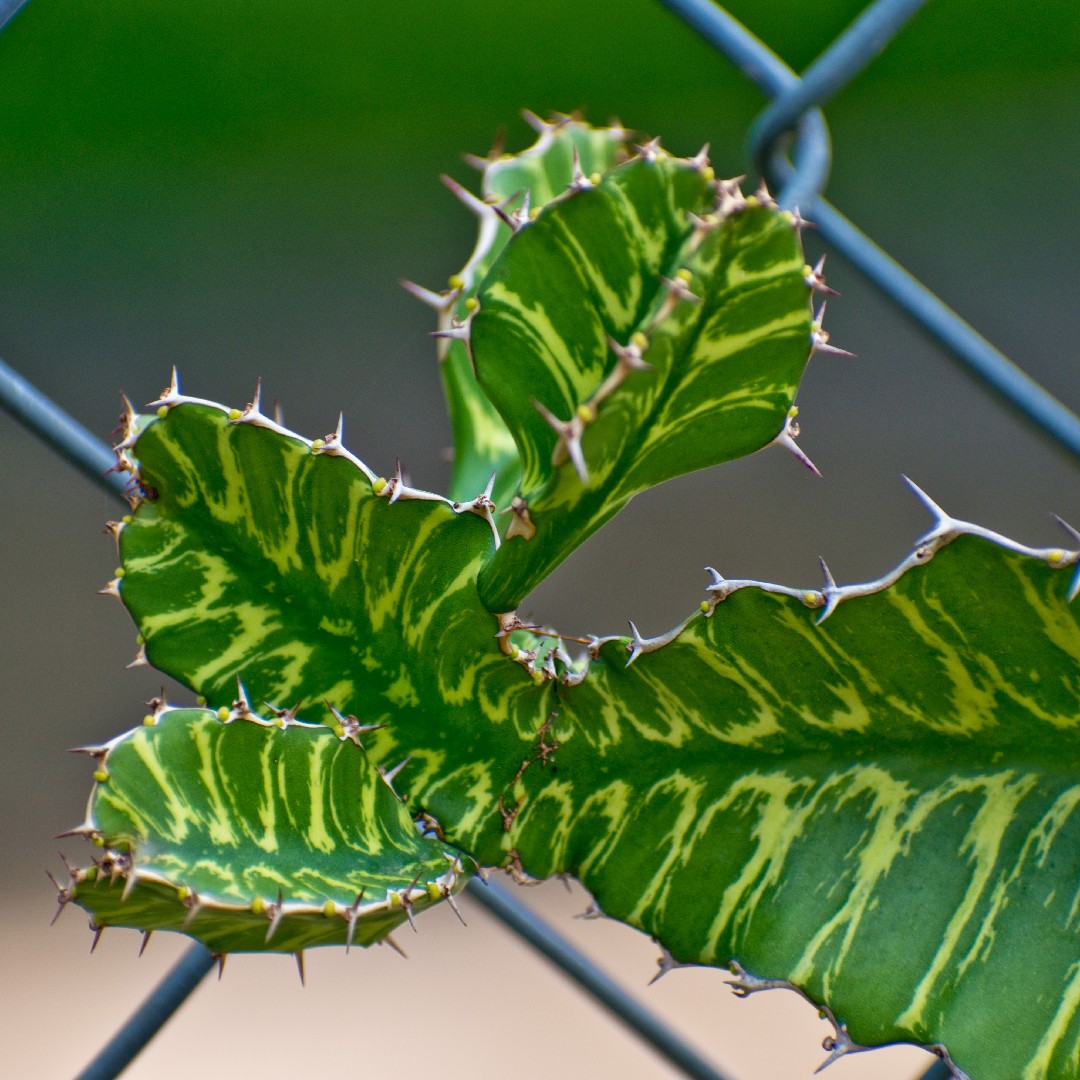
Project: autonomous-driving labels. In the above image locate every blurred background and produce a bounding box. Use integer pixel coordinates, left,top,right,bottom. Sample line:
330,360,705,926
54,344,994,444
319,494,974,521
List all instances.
1,1,1077,1076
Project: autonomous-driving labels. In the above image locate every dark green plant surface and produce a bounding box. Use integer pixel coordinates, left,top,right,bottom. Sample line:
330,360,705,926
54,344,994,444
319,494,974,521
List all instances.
62,120,1080,1080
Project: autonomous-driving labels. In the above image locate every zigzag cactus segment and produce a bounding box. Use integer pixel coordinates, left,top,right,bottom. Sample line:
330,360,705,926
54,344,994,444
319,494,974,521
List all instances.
406,114,631,508
470,154,817,611
502,529,1080,1080
108,391,554,864
62,705,470,954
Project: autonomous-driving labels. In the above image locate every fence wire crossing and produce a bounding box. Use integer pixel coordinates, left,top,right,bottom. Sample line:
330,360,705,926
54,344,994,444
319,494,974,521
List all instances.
3,0,1076,1078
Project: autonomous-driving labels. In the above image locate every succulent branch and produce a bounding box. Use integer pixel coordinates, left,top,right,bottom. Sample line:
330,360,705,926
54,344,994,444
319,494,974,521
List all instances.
60,117,1080,1080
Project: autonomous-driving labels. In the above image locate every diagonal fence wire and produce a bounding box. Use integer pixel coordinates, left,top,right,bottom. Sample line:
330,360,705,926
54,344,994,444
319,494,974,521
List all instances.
2,1,1073,1078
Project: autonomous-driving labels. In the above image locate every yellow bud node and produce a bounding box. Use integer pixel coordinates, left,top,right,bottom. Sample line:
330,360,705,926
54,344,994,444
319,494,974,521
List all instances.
331,724,345,738
93,770,109,784
83,866,98,882
464,296,479,311
389,891,402,909
92,836,105,847
788,405,799,419
372,477,388,494
575,403,596,424
803,591,819,606
177,886,192,901
782,210,796,224
630,331,648,349
699,601,710,614
701,166,715,182
529,206,541,219
114,568,125,579
142,714,156,727
744,195,760,208
311,438,325,450
1048,549,1065,564
196,696,207,706
508,644,520,660
122,515,133,524
217,706,230,722
426,882,442,901
447,274,465,291
675,268,693,285
251,896,266,915
323,900,337,917
228,408,242,421
273,717,285,729
589,172,602,186
156,405,168,419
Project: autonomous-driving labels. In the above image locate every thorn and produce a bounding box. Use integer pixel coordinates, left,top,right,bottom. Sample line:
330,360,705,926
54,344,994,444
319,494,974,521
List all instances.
648,942,696,985
139,930,153,957
816,557,842,623
575,902,604,922
98,579,121,600
634,136,662,162
770,407,821,477
533,399,590,484
753,178,777,209
293,951,306,986
215,953,227,980
521,108,549,133
46,870,73,926
814,1020,865,1073
400,278,452,311
324,702,383,744
126,643,148,669
180,888,202,930
248,377,262,415
567,147,593,192
382,934,408,959
690,143,711,171
440,173,491,219
265,699,303,729
462,124,506,170
1051,515,1080,600
232,678,253,719
121,864,138,903
810,302,856,358
429,322,471,343
715,175,747,216
443,891,467,927
90,923,105,953
265,889,285,945
804,255,839,296
625,619,687,666
901,476,960,547
382,756,411,785
783,205,815,234
492,189,532,232
345,890,364,953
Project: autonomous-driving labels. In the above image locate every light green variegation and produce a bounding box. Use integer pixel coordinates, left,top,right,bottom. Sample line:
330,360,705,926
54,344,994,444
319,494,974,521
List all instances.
61,118,1080,1080
415,116,631,507
470,149,812,611
69,707,470,954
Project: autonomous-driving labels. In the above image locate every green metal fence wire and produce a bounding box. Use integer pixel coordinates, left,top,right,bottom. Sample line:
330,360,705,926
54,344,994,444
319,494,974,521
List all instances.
2,0,1074,1077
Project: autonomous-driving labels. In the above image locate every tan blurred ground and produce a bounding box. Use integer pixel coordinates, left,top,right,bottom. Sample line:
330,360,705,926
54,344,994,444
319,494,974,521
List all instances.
7,877,935,1080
